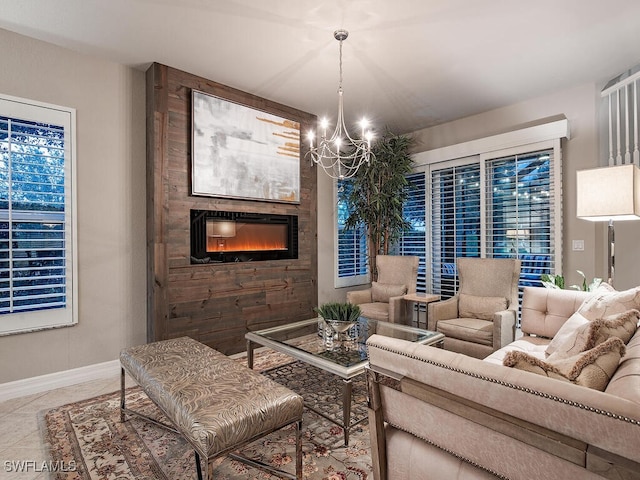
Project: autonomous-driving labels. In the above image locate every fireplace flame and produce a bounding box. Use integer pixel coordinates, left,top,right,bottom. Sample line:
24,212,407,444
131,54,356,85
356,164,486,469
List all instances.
206,223,288,253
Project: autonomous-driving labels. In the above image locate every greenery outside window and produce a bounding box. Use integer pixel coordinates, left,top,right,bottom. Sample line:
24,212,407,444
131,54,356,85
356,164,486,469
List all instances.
0,94,77,335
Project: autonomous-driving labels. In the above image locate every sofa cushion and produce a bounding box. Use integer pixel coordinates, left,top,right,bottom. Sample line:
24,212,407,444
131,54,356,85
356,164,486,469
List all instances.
520,287,591,339
458,293,508,321
504,337,626,391
484,336,550,365
371,281,407,303
437,317,493,346
577,285,640,321
547,309,640,360
358,302,390,321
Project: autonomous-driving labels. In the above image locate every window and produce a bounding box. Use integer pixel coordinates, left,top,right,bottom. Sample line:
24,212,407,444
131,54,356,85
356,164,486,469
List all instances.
391,172,427,292
335,179,368,287
430,160,481,298
0,94,76,335
485,149,556,290
335,121,567,296
429,141,560,299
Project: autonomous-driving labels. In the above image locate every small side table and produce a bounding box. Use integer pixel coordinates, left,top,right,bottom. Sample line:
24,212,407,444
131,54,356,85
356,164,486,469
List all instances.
403,292,440,329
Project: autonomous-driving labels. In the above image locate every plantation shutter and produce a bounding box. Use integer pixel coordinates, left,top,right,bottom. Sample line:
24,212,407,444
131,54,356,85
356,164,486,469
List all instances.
485,149,556,288
0,116,67,314
0,94,75,335
430,162,481,298
392,172,427,292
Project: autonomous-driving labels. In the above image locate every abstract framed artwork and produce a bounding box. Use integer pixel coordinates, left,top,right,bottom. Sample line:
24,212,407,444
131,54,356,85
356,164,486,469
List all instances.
191,90,301,203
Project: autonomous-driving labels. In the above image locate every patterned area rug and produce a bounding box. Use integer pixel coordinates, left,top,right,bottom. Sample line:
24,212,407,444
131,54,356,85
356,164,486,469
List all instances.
39,347,372,480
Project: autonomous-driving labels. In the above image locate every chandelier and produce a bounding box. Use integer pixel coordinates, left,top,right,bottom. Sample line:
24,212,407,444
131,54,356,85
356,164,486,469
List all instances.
306,29,374,179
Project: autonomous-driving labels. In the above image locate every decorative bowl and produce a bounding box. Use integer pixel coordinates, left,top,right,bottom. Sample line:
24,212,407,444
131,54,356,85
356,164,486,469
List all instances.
323,318,357,334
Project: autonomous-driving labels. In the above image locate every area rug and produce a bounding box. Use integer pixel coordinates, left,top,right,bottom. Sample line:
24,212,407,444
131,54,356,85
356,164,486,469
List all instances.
39,348,372,480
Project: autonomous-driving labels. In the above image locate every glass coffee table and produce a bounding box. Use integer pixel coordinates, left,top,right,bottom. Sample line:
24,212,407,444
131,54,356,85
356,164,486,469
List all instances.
245,317,444,446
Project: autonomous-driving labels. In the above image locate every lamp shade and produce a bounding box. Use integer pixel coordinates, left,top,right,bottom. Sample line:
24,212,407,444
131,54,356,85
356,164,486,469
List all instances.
576,164,640,221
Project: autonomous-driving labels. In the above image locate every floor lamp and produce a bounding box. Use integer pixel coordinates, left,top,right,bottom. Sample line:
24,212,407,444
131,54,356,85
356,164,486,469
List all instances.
576,164,640,285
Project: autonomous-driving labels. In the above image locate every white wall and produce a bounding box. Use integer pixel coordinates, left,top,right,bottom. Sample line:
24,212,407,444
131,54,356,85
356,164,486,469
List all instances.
0,29,147,383
317,82,640,301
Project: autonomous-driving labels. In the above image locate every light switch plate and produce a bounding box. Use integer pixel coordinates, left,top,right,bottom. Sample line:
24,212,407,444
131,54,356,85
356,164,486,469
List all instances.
572,239,584,251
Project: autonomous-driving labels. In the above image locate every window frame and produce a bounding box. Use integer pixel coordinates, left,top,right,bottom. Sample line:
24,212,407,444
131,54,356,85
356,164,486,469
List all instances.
426,139,562,297
0,93,77,335
428,156,481,298
412,119,567,298
480,140,563,274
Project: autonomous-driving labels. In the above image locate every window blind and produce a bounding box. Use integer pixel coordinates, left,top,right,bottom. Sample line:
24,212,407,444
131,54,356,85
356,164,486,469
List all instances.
486,149,555,288
392,172,427,292
430,163,481,298
0,116,67,315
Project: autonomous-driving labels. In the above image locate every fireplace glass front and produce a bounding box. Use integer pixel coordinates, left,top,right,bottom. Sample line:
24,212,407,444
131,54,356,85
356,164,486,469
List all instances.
191,210,298,263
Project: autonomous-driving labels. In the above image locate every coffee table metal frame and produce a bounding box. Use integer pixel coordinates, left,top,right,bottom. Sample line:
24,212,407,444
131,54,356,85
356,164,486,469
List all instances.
245,317,444,446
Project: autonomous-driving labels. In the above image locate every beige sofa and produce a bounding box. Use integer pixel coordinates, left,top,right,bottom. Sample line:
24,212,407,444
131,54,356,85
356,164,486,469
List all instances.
366,286,640,480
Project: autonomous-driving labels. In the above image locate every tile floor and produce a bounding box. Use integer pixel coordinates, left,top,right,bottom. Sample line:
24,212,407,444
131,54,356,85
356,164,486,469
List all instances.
0,374,122,480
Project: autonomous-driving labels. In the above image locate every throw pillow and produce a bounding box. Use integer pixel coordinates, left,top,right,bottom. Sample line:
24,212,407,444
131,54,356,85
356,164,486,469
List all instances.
577,285,640,321
585,309,639,347
458,293,508,321
547,309,640,360
371,282,407,303
503,351,570,382
552,337,626,391
545,311,590,357
504,337,626,391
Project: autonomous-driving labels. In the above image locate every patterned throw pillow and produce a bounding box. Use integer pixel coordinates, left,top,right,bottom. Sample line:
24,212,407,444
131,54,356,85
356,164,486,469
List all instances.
545,311,590,357
504,337,626,391
546,309,640,360
577,285,640,321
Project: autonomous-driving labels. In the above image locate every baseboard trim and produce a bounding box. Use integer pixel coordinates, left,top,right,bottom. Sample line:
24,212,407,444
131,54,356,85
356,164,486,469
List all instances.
0,359,120,402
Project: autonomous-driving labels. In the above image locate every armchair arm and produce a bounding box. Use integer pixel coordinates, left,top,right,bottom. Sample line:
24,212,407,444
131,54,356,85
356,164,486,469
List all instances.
427,296,459,331
347,289,372,305
492,308,517,350
388,295,411,324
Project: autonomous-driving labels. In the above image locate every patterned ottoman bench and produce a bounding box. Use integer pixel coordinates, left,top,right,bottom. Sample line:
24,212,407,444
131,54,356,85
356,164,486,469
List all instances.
120,336,303,480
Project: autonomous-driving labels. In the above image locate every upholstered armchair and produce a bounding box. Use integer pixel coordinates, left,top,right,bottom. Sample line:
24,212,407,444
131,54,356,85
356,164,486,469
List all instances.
346,255,419,324
428,257,521,359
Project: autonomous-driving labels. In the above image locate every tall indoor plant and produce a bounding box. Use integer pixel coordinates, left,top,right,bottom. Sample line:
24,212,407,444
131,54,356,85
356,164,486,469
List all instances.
342,129,414,280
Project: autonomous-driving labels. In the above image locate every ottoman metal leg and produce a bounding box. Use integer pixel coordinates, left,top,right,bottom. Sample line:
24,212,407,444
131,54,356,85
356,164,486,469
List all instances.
120,367,126,423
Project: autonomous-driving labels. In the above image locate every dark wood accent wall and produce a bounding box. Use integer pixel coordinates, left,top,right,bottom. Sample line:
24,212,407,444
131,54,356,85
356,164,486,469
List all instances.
146,63,318,354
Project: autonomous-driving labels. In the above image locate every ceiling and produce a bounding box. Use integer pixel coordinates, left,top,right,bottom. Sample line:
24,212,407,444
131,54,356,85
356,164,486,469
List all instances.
2,0,640,135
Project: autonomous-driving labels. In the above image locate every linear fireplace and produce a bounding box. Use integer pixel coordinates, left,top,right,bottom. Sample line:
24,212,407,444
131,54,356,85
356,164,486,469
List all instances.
190,209,298,263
